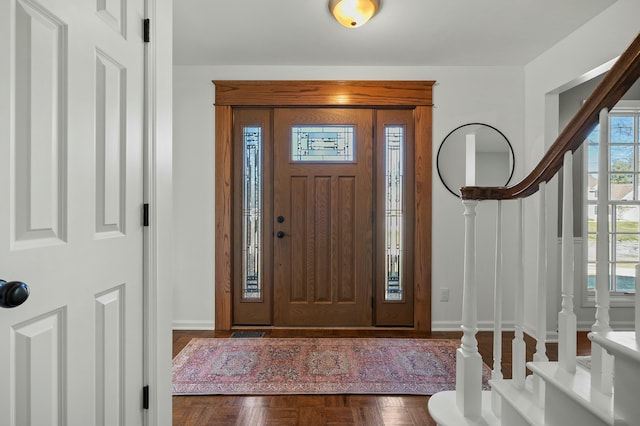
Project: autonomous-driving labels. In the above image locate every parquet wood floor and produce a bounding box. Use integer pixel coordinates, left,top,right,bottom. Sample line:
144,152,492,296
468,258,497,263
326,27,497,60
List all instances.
173,330,591,425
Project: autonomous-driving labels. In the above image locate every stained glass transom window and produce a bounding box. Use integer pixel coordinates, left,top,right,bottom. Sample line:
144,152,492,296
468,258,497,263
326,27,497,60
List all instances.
242,127,262,299
385,126,404,301
291,126,354,162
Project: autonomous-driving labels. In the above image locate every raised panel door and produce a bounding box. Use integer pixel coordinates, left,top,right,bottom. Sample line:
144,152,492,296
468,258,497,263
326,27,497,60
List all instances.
273,108,373,326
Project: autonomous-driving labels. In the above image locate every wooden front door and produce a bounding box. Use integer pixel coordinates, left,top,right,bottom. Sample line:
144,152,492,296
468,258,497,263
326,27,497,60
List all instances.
273,108,374,326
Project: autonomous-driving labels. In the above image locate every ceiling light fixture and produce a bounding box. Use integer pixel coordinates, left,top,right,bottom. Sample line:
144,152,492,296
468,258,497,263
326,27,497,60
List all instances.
329,0,380,28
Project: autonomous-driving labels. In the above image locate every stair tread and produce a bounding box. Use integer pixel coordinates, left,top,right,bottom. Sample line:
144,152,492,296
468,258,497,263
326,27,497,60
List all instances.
527,361,616,423
589,331,640,362
489,379,544,425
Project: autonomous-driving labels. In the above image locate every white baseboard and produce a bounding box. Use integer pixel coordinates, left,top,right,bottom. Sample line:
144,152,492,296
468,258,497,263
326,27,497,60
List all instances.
577,320,636,331
172,319,635,333
172,320,215,330
432,320,515,332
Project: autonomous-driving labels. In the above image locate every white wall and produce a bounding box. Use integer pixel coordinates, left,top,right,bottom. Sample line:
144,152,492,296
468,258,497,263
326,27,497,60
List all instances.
522,0,640,338
172,1,640,335
172,69,216,329
172,65,524,330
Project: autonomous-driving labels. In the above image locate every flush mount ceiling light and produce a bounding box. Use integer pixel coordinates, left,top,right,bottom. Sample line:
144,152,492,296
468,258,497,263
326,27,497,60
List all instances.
329,0,380,28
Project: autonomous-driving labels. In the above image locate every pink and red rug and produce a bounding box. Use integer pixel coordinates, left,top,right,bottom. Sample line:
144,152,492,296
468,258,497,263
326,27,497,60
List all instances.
172,338,491,395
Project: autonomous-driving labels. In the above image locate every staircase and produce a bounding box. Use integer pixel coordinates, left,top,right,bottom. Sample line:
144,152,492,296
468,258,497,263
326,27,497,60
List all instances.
428,32,640,426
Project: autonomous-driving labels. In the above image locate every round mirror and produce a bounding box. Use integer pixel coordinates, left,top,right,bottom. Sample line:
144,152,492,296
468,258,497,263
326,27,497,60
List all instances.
437,123,515,198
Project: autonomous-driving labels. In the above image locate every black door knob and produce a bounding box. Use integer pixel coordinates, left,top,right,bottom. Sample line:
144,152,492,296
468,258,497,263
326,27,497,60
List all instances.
277,216,285,223
0,280,30,308
276,231,285,239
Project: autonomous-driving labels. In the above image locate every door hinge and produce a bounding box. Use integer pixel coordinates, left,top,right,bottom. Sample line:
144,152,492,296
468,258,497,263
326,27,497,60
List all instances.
143,385,149,409
143,18,150,43
143,203,149,227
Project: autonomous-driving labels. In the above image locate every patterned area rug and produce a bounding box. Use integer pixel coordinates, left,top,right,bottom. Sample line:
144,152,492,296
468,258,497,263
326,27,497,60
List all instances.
172,338,491,395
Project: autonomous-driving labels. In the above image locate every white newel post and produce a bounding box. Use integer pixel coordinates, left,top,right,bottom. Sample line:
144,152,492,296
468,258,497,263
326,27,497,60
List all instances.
533,182,549,405
512,199,526,390
457,199,482,418
492,200,503,416
592,107,614,395
559,151,577,373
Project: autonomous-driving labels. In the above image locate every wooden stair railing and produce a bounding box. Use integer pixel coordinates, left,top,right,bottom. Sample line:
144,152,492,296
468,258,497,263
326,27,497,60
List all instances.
461,32,640,201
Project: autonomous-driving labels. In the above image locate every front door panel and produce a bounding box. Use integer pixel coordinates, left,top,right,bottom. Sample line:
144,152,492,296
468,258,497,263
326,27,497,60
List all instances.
273,109,373,326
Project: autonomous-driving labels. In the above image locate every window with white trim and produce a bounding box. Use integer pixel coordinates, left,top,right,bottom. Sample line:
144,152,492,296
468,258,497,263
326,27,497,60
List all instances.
585,104,640,295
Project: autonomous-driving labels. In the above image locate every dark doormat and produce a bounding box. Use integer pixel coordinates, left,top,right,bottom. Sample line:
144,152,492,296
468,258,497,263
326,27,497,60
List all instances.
230,331,265,338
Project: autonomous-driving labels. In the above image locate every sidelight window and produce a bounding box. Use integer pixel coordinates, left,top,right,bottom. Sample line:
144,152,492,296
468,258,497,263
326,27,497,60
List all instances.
384,126,405,300
242,126,262,299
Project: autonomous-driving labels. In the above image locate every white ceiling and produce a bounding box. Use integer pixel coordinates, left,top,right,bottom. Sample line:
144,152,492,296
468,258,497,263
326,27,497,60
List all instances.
173,0,616,66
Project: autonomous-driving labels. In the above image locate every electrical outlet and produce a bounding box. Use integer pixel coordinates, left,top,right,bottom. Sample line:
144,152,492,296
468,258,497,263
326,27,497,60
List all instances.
440,288,449,302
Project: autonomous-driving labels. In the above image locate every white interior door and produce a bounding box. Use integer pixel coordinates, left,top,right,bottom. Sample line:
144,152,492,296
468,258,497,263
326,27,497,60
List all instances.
0,0,145,424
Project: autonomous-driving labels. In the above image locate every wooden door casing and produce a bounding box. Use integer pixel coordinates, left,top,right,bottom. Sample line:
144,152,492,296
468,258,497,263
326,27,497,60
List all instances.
215,80,434,331
273,108,373,326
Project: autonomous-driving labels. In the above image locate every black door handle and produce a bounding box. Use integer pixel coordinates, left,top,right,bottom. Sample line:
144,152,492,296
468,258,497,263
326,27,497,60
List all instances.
0,280,30,308
276,231,285,239
277,216,285,223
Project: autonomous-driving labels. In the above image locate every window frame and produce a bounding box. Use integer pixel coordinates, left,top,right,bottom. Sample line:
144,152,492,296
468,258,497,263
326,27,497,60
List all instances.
583,100,640,307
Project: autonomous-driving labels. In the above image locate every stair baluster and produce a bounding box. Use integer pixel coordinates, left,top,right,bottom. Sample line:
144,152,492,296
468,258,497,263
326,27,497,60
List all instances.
558,151,577,373
512,198,527,391
492,200,503,416
591,107,614,396
533,182,549,405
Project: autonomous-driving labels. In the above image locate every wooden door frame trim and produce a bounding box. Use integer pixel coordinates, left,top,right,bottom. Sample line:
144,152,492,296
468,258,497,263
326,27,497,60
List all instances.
213,80,434,331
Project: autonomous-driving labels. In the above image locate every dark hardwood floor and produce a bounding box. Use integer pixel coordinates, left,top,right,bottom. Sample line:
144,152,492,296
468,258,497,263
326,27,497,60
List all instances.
173,329,592,425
